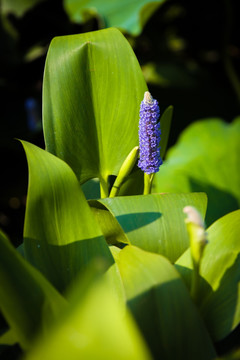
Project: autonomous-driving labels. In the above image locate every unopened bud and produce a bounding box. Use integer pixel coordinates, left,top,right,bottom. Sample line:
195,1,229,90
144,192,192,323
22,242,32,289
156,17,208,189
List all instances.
183,206,208,266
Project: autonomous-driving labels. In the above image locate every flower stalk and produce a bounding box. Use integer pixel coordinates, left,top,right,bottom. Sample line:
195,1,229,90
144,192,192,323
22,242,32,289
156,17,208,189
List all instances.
183,206,208,302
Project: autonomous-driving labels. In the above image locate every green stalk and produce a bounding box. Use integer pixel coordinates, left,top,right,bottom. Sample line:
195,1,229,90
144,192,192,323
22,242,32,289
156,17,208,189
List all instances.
100,178,109,199
143,173,154,195
190,262,200,303
183,206,208,303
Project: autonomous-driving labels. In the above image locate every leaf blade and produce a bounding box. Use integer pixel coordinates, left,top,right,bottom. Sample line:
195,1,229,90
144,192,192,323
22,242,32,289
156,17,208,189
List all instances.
43,28,147,186
114,245,216,359
22,141,113,292
0,230,67,349
97,192,207,262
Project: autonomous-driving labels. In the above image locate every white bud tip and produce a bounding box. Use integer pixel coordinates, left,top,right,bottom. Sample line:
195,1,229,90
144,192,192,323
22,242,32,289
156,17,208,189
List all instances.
143,91,153,104
183,206,205,228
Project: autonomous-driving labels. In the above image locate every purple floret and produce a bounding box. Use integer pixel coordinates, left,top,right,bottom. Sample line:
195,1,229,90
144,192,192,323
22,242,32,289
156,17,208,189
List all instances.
137,92,162,174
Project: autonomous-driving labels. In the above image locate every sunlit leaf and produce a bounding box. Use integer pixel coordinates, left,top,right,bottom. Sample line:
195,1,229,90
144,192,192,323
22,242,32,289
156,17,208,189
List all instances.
63,0,167,36
91,192,207,262
25,269,151,360
43,28,147,194
22,141,113,292
0,230,67,349
153,118,240,226
113,245,216,359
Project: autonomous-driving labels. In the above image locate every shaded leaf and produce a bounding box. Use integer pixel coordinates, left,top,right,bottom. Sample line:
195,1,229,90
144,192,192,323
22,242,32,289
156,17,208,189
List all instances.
1,0,45,17
159,105,173,159
90,201,129,245
81,178,100,200
142,62,199,88
0,329,17,346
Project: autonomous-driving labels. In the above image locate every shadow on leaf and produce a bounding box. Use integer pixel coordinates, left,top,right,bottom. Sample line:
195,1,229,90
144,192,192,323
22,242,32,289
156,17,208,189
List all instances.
116,212,162,233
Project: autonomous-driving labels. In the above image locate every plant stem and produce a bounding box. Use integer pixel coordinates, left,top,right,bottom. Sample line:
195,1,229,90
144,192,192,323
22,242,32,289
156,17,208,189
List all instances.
100,178,108,198
109,185,119,198
143,173,154,195
190,263,200,303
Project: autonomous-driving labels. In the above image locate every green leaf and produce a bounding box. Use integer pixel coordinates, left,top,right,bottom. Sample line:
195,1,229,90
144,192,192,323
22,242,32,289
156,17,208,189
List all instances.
63,0,167,36
0,229,67,349
81,178,100,200
43,28,147,193
90,200,129,245
0,329,17,346
22,141,113,292
113,245,216,359
25,269,152,360
176,210,240,341
153,118,240,226
94,192,207,262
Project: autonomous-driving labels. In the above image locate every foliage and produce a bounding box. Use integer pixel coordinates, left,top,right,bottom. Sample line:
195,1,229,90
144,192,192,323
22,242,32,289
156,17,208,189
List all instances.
63,0,167,35
0,27,240,360
153,118,240,226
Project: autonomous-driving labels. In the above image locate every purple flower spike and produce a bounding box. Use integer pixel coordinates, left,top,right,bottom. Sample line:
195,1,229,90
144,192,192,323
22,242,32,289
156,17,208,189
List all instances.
137,91,162,174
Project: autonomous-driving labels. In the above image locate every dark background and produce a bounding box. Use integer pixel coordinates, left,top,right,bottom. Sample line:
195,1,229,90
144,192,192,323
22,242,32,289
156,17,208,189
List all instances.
1,0,240,246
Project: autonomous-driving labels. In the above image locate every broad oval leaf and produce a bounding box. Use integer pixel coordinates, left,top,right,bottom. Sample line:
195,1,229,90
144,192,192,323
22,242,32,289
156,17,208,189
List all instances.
43,28,147,191
92,192,207,262
112,245,216,359
176,210,240,341
22,141,113,292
